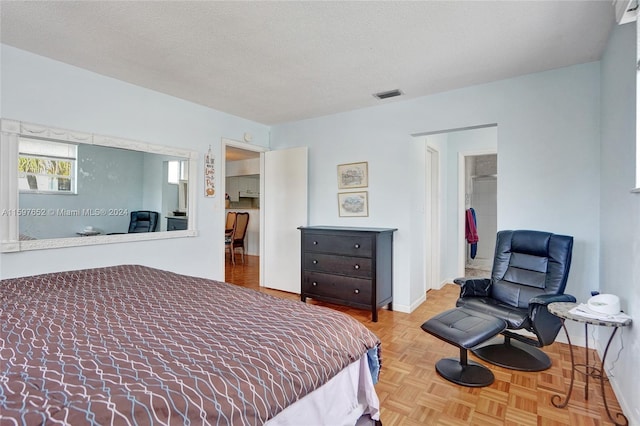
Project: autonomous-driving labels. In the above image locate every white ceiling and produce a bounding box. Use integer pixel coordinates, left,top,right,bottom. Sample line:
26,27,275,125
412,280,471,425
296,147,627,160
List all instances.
0,1,615,125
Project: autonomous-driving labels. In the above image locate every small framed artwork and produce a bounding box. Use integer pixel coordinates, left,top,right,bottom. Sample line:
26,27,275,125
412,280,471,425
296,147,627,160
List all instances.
337,161,368,189
338,191,369,217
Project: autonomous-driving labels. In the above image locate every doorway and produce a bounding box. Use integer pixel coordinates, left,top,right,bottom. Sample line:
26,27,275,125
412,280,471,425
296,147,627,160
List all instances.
419,125,497,292
222,141,308,293
223,141,264,286
462,154,497,277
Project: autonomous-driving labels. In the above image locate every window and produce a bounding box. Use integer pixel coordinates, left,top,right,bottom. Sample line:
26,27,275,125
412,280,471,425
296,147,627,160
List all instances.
167,160,188,185
18,138,77,194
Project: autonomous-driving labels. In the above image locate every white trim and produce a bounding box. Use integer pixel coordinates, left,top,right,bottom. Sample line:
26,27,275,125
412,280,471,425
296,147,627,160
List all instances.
390,302,412,314
18,230,196,251
425,145,441,294
408,294,426,313
5,119,196,159
457,153,466,277
0,130,20,251
437,279,451,290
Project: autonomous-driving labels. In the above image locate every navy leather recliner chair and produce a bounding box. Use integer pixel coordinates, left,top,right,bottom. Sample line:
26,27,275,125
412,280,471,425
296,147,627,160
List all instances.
128,211,159,233
455,230,575,371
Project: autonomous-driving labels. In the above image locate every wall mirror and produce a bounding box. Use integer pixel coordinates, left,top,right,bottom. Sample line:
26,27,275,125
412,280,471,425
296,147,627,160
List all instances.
0,119,198,252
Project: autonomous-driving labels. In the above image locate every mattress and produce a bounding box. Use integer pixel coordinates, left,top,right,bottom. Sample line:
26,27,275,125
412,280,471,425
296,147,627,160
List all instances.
0,264,381,425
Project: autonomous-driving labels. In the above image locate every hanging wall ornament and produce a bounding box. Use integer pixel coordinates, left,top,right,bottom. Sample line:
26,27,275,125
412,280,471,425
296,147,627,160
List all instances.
205,145,215,197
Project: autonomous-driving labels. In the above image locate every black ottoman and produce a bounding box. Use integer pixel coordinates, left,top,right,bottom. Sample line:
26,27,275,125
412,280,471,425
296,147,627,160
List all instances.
421,308,506,387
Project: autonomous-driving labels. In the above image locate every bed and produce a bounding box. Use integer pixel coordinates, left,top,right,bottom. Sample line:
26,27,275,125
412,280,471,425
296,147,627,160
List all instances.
0,265,381,425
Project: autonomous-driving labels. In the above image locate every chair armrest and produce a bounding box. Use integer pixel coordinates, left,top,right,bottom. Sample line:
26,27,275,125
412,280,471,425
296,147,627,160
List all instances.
458,278,491,298
453,277,468,285
528,293,576,346
529,293,577,306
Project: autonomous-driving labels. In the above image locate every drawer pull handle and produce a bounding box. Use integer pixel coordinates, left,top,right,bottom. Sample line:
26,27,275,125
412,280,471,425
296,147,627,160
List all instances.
354,244,360,249
313,260,318,264
354,264,360,270
354,289,360,294
313,241,318,245
312,282,318,286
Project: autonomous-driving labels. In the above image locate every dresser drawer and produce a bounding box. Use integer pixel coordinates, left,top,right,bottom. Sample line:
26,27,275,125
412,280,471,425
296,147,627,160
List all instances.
303,233,373,257
302,271,372,304
303,253,372,278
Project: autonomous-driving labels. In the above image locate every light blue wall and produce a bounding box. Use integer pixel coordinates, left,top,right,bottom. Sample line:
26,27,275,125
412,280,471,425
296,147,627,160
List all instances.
19,144,145,238
0,44,270,279
600,22,639,424
271,63,601,316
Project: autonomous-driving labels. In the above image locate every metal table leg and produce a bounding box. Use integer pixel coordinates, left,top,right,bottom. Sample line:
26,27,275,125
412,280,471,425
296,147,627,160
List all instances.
551,320,628,425
551,320,574,408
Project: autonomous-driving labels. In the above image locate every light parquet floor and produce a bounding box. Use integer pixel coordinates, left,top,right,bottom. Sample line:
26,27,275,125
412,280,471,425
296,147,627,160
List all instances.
226,255,627,425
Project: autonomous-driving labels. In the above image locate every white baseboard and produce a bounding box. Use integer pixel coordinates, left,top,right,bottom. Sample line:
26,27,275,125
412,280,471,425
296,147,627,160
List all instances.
407,294,426,313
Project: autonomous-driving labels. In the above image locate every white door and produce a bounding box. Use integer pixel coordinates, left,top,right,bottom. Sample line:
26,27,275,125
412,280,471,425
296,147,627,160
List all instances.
261,147,308,293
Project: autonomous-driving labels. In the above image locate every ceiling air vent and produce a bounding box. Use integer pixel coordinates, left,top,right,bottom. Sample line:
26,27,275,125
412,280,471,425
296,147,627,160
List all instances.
373,89,403,100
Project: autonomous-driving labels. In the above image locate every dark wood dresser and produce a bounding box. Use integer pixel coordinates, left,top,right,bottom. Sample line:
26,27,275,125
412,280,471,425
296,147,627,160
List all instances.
299,226,396,322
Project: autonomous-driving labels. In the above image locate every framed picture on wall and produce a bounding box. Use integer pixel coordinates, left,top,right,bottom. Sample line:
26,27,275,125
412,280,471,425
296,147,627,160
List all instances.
338,191,368,217
337,161,368,189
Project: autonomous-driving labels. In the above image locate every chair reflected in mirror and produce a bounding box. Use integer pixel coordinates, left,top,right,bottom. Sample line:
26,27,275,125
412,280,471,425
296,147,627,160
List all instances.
108,210,159,235
128,211,159,233
225,212,249,265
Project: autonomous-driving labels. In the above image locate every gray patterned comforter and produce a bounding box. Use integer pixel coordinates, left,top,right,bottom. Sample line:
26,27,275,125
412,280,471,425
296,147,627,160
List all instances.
0,265,381,425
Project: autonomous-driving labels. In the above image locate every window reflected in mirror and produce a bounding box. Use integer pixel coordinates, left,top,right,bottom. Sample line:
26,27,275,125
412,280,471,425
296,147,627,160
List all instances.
167,160,189,215
18,138,77,194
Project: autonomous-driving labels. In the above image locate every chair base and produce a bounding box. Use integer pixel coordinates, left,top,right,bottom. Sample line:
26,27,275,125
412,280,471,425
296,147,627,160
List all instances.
435,358,495,387
472,338,551,372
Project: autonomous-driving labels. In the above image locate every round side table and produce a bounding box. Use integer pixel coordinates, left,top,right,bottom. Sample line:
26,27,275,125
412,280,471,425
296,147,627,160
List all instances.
547,302,631,426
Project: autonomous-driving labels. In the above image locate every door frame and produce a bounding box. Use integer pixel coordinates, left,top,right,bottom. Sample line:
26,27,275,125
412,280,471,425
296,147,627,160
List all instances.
425,144,441,292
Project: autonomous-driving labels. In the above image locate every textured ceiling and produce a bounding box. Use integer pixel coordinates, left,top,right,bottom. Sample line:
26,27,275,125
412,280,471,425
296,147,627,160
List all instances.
0,1,615,125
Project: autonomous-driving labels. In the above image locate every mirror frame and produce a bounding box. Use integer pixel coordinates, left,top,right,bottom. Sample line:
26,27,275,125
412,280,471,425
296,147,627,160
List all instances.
0,119,198,252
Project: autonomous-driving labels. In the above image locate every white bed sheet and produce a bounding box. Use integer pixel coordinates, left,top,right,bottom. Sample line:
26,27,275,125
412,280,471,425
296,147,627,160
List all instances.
265,355,380,426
